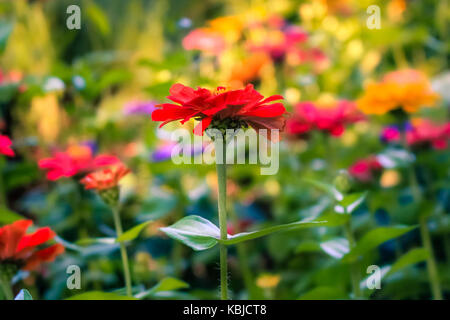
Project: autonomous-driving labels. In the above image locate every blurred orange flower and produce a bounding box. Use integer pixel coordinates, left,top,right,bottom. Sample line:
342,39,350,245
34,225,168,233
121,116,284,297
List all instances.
0,220,64,271
80,163,130,191
228,52,271,88
357,69,439,115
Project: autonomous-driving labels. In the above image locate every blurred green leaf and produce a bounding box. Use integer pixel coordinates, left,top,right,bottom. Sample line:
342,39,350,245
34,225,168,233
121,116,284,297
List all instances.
0,208,23,224
135,277,189,299
343,226,417,262
303,178,343,201
67,291,137,300
86,3,110,36
76,237,116,246
335,192,367,214
320,238,349,259
386,248,429,277
117,221,152,242
14,289,33,300
298,286,348,300
0,21,13,53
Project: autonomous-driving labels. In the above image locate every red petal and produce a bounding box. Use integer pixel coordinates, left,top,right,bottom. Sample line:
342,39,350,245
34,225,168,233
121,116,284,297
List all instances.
22,244,65,271
0,220,32,260
16,227,56,253
194,117,213,136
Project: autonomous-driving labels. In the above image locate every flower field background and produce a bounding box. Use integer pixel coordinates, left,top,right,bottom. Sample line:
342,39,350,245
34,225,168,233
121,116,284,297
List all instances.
0,0,449,300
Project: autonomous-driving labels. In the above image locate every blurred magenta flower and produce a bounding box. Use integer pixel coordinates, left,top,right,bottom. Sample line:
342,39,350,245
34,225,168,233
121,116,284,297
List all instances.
287,100,364,137
38,145,119,180
0,134,14,157
348,156,383,182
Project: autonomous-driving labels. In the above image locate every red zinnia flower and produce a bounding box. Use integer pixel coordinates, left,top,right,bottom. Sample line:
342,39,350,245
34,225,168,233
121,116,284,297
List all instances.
0,135,14,157
348,156,383,182
287,100,364,137
80,163,130,191
151,83,287,141
38,145,119,181
0,220,64,271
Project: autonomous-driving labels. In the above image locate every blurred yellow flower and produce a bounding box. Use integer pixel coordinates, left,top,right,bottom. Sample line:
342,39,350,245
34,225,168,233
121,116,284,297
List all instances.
357,69,439,115
256,273,281,289
285,88,301,104
380,169,401,188
264,179,280,197
30,94,67,143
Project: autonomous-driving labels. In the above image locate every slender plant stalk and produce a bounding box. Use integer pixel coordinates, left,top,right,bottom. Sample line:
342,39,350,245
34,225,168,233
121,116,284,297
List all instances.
215,138,228,300
419,216,443,300
344,220,361,299
0,273,13,300
0,157,7,208
228,204,257,299
401,130,442,299
112,207,133,297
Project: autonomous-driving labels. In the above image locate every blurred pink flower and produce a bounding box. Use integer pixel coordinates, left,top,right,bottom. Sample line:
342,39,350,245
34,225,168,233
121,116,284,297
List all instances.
287,100,364,137
182,29,226,55
38,145,119,181
349,156,383,182
0,134,14,157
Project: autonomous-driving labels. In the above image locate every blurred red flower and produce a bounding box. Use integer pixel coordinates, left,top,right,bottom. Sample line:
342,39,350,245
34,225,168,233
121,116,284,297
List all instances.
348,156,383,182
152,83,287,140
38,145,119,181
80,163,130,191
287,100,364,137
0,135,14,157
0,220,64,271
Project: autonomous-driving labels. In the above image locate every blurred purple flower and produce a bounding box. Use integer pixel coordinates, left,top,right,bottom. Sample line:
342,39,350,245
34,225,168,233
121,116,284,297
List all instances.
123,100,158,116
151,141,206,162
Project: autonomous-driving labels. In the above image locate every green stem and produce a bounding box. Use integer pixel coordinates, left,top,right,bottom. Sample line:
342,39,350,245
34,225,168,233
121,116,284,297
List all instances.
0,157,7,208
344,220,361,299
0,272,13,300
419,216,443,300
215,138,228,300
401,130,442,299
228,204,257,299
112,207,132,297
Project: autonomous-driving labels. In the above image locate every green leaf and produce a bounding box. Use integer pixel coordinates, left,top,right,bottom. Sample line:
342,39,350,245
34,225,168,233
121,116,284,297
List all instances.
303,178,343,201
0,21,13,53
67,291,137,300
160,215,328,251
135,277,189,299
298,286,348,300
320,238,349,259
0,208,23,224
86,3,110,36
160,215,221,251
334,192,367,214
14,289,33,300
343,226,417,262
117,221,152,243
386,247,429,277
76,237,116,246
222,219,328,246
295,240,321,254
